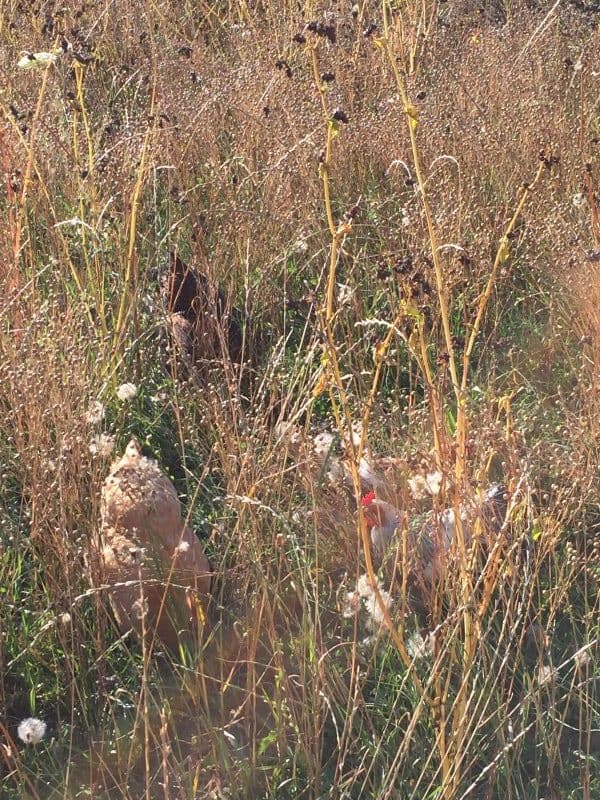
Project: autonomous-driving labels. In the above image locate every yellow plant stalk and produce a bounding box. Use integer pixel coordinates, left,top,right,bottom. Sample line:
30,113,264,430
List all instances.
380,4,547,797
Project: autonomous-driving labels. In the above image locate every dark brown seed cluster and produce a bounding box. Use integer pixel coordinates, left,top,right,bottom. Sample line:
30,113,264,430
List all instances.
275,59,293,78
306,19,336,44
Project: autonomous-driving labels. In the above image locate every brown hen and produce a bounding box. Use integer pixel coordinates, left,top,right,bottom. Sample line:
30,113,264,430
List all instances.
99,439,211,651
162,252,243,368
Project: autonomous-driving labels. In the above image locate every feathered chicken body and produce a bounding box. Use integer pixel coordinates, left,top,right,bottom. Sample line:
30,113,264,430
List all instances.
162,252,243,366
361,493,401,558
99,439,211,650
361,484,507,579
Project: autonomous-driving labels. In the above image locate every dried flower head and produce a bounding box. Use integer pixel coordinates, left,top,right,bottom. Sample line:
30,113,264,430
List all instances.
405,630,435,660
17,718,47,744
336,282,355,306
89,433,116,458
537,664,558,687
85,400,105,425
116,382,138,402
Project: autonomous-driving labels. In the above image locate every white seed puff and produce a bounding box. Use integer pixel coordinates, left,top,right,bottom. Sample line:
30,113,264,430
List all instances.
18,718,46,744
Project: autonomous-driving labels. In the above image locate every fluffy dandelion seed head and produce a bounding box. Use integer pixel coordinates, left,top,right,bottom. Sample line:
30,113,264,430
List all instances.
175,540,191,554
116,382,138,402
17,718,46,744
89,433,115,458
85,400,105,425
341,590,360,618
356,573,376,597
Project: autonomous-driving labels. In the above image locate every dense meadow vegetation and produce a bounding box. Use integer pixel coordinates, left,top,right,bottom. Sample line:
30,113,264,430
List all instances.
0,1,599,797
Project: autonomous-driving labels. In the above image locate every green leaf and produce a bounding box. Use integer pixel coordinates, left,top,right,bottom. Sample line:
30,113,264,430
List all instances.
258,729,278,756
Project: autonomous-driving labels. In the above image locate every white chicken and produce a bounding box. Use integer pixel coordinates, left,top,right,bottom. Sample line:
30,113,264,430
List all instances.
98,439,212,651
360,493,402,559
360,484,508,581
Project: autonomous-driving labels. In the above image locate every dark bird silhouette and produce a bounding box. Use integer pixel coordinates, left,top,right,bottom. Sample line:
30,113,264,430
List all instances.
162,252,244,368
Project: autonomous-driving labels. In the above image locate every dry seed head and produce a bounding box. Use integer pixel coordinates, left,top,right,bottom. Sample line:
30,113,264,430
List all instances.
89,433,116,458
85,400,105,425
537,664,558,687
116,382,138,402
17,718,47,745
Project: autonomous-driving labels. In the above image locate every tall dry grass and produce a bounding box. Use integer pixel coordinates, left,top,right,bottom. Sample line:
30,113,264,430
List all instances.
0,1,598,798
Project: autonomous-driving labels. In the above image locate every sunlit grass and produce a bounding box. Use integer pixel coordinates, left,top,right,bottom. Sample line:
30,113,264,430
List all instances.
0,1,598,798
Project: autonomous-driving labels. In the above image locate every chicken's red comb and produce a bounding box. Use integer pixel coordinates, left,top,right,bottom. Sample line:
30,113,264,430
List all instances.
361,491,376,507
